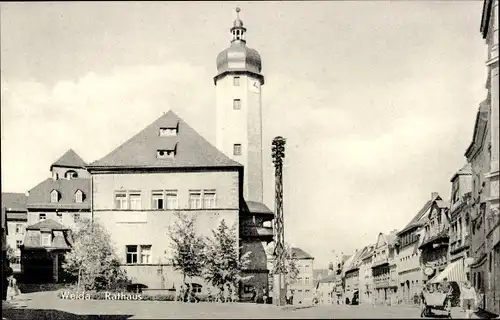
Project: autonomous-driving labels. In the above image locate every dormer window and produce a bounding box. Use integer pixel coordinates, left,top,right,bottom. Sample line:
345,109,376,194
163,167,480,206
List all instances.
159,127,178,137
157,147,177,159
75,190,83,203
50,190,59,203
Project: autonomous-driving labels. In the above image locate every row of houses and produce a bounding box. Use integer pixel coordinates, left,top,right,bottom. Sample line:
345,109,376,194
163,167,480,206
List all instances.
315,0,499,315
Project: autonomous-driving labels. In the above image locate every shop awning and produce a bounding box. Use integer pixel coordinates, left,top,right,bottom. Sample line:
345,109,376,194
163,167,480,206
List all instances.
429,259,467,284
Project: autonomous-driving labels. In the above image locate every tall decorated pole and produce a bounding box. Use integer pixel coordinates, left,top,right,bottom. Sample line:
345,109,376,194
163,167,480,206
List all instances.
272,136,286,306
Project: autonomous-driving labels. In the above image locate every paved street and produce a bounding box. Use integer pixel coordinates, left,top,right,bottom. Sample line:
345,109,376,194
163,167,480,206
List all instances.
3,292,480,319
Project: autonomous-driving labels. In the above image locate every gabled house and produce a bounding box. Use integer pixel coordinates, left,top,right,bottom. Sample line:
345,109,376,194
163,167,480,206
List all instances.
344,247,367,305
287,247,315,304
21,219,72,283
315,273,336,305
359,244,375,305
418,194,451,283
395,192,436,305
372,231,399,305
86,110,253,294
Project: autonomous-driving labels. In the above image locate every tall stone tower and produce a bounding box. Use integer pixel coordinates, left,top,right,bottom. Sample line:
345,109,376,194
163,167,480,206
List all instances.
214,7,264,203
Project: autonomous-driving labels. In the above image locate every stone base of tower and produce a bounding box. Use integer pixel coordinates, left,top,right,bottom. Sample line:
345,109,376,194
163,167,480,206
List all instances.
239,270,269,302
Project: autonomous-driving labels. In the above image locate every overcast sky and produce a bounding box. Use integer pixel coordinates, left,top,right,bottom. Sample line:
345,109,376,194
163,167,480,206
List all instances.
1,1,488,268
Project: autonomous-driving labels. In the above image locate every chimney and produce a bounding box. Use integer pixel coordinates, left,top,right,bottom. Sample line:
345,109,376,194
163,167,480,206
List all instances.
431,192,438,199
25,191,30,197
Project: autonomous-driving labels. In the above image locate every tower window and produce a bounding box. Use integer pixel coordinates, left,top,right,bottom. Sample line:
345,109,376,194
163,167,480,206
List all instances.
233,99,241,110
233,144,242,156
233,77,240,86
75,190,84,203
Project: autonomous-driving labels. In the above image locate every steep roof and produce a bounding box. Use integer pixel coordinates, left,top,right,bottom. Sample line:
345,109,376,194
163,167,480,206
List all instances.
51,149,87,169
27,178,90,210
291,247,314,260
359,245,375,260
2,193,28,212
397,193,441,236
26,219,68,231
87,110,242,170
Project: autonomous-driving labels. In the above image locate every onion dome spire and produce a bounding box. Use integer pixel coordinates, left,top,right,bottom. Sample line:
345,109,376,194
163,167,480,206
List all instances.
231,7,247,43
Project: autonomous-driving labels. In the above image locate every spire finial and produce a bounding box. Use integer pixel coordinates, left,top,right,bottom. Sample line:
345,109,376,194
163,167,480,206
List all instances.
235,7,241,18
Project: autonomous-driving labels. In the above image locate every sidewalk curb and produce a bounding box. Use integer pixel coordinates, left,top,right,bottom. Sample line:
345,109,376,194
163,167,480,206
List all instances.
281,304,316,311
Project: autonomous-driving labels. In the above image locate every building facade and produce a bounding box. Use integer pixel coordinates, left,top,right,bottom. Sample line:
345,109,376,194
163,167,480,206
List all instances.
395,193,435,305
2,193,28,273
372,231,398,305
359,245,375,305
466,100,492,310
480,0,499,315
418,196,451,284
288,248,314,304
315,273,336,305
20,150,91,283
87,111,244,292
448,165,473,281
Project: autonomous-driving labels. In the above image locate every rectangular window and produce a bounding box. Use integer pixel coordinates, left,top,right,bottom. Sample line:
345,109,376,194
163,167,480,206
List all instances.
15,224,24,235
74,213,81,223
115,193,127,209
166,190,178,209
152,192,164,210
140,245,152,264
233,144,242,156
203,190,217,209
233,76,240,86
16,240,22,248
189,191,202,209
233,99,241,110
41,233,51,246
126,245,138,264
39,213,46,221
129,194,142,210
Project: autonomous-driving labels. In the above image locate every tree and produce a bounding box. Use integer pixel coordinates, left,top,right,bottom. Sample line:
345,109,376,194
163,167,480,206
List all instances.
62,218,128,291
266,242,299,289
6,245,17,264
168,212,206,283
203,219,252,289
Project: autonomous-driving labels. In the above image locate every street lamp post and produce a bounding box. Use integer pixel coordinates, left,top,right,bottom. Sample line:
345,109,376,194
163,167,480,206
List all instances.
271,136,286,306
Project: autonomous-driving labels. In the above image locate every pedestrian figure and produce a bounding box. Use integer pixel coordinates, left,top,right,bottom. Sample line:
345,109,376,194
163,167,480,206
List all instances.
251,287,257,303
207,287,213,303
460,281,478,319
184,283,190,302
419,285,428,317
176,284,183,302
190,284,200,303
230,283,238,303
6,275,20,301
223,283,230,303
